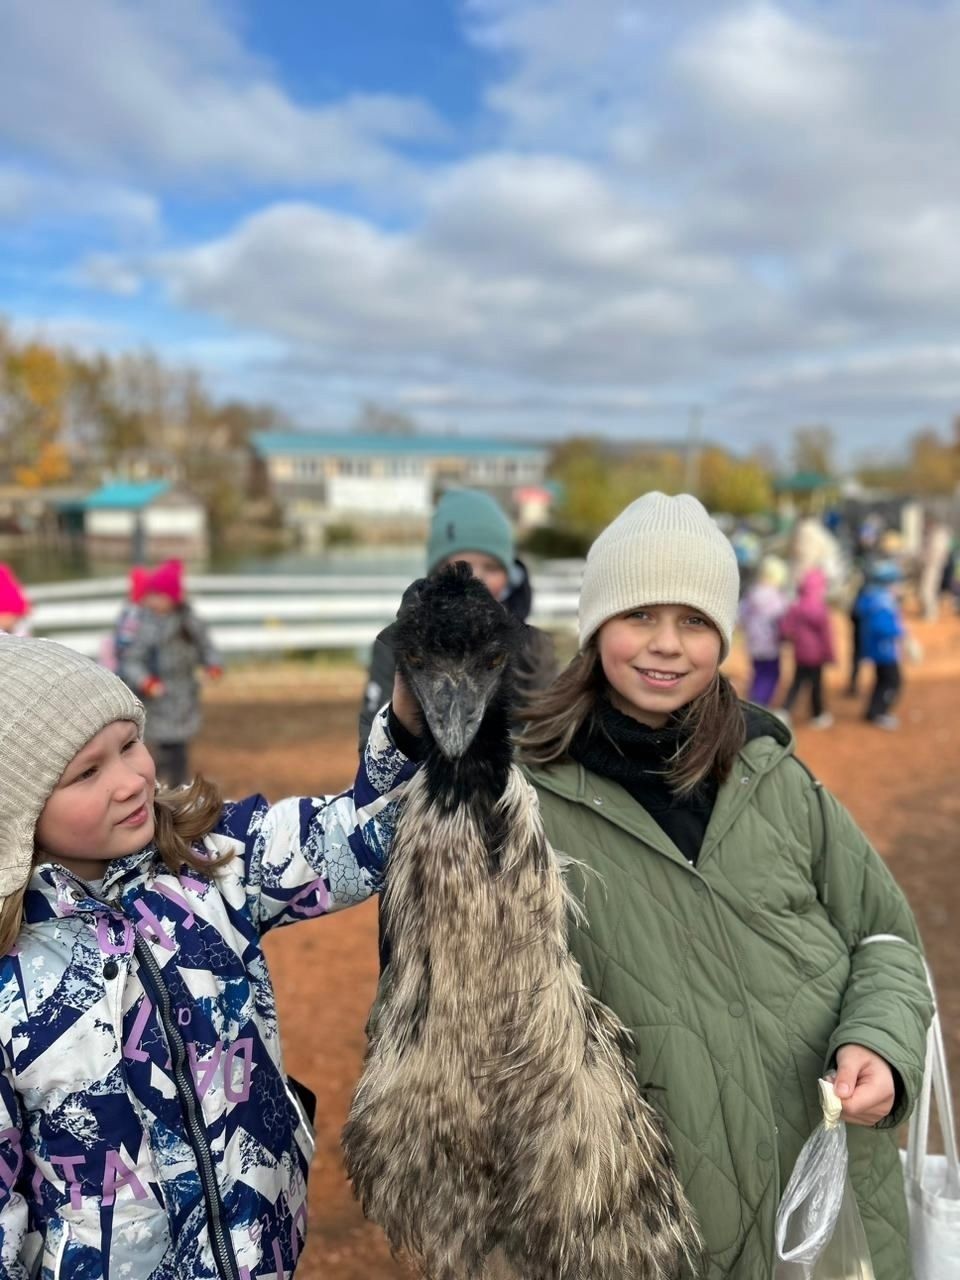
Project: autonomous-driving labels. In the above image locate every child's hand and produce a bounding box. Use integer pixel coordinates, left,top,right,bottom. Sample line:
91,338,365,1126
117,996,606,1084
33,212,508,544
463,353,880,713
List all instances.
834,1044,896,1125
391,669,422,737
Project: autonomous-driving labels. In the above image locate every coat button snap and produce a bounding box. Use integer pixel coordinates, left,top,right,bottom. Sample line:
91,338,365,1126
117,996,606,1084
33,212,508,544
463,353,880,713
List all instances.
756,1140,773,1160
70,888,85,903
691,878,705,893
728,1001,745,1018
740,776,750,785
103,960,120,981
592,796,604,806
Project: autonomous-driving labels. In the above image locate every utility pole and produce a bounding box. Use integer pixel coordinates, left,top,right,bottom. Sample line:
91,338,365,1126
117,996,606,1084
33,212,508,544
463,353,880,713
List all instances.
684,405,703,496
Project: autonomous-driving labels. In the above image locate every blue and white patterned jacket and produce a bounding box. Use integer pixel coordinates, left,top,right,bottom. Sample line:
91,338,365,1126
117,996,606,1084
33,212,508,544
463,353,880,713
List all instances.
0,707,417,1280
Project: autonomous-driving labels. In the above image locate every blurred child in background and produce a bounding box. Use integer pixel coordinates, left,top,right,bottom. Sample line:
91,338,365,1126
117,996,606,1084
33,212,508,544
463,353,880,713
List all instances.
99,566,149,671
857,560,906,730
0,564,30,637
780,567,836,728
118,560,222,787
358,488,556,750
738,554,788,706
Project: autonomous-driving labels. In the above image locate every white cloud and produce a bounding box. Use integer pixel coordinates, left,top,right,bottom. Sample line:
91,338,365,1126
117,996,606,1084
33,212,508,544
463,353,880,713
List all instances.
675,4,855,121
0,166,158,230
0,0,445,192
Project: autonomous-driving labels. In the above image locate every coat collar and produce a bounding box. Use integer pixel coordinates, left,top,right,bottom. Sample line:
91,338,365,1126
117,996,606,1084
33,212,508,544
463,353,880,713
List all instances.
24,846,156,923
524,713,795,870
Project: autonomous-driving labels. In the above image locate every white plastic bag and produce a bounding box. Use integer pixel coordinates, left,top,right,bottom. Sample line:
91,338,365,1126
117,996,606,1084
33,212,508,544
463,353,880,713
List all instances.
774,1078,876,1279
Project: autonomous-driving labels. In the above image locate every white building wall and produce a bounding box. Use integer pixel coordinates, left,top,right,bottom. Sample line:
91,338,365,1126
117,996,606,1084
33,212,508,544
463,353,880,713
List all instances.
327,474,430,515
86,510,135,537
143,507,206,536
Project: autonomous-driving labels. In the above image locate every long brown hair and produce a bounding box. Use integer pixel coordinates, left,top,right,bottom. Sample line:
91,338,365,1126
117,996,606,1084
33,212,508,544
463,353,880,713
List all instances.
0,775,231,956
517,643,746,795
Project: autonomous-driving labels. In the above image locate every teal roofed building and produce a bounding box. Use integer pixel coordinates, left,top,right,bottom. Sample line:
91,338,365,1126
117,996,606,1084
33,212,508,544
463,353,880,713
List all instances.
251,432,550,545
82,479,208,560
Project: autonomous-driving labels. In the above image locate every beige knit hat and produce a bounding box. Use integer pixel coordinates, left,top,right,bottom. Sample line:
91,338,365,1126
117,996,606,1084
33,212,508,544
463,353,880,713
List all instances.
0,635,145,906
578,492,740,658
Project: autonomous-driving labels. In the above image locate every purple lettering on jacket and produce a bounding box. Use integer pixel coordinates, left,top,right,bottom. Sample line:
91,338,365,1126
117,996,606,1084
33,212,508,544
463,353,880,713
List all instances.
272,1237,285,1276
0,1128,23,1190
187,1042,224,1100
50,1153,85,1209
285,877,331,919
224,1038,253,1104
123,997,153,1063
102,1149,148,1206
290,1199,308,1262
132,899,176,951
154,883,196,929
177,1006,192,1027
96,915,134,956
179,873,207,895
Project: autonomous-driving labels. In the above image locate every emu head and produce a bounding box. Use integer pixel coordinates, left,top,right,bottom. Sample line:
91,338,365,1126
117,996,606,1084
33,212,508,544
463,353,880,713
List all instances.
394,561,521,760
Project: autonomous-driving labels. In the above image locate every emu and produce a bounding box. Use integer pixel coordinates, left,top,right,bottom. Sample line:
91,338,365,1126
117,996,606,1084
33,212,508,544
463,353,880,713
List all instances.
343,563,700,1280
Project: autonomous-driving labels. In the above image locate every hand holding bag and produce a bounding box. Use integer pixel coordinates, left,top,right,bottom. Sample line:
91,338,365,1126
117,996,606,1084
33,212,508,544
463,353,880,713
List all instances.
774,1077,876,1279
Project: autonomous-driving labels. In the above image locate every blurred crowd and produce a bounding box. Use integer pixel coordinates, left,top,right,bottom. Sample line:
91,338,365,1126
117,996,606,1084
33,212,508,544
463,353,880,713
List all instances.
2,497,957,777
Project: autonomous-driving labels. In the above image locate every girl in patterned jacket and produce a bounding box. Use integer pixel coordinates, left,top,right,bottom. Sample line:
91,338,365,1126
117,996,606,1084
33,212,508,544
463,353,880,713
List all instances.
0,634,421,1280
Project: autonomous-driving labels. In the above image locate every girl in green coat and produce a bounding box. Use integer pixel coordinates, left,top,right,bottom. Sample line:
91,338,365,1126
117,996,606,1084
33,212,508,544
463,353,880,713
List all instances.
519,492,932,1280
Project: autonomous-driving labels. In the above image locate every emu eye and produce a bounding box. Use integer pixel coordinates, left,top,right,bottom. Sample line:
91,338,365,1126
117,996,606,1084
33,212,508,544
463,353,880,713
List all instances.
406,652,424,669
487,653,505,670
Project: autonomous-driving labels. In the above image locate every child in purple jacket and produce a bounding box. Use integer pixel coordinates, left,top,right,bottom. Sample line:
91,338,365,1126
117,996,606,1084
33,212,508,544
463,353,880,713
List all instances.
738,555,788,706
780,567,836,728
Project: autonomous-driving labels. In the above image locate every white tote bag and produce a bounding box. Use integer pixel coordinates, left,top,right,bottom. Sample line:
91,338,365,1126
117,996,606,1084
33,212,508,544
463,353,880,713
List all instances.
861,936,960,1278
901,992,960,1278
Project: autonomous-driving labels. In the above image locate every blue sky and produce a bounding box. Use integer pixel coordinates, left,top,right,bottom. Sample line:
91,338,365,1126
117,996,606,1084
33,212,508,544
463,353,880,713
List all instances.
3,0,960,462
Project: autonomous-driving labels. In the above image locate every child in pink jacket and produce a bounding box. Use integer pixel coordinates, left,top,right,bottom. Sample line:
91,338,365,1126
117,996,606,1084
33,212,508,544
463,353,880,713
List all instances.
780,567,836,728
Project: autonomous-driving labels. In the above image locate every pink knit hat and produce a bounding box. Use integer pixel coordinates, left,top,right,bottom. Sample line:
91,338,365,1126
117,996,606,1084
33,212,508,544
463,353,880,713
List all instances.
0,565,29,617
141,559,184,604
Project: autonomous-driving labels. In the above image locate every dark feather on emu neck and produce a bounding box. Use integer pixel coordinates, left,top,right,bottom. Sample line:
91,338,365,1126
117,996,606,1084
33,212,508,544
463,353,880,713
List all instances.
393,562,521,816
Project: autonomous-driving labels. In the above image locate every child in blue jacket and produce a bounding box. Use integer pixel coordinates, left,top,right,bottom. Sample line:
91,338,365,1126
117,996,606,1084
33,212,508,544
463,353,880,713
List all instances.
855,560,905,728
0,634,421,1280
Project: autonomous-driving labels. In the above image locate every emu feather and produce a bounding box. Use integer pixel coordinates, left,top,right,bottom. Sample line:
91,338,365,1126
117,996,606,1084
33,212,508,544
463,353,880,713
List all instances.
343,564,701,1280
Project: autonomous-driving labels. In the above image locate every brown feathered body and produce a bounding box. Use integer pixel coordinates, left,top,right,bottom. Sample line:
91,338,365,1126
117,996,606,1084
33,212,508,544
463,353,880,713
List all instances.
342,566,700,1280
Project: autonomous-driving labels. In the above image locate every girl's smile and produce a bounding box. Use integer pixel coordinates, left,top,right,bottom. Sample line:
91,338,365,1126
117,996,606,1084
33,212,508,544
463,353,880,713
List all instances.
118,801,150,828
634,668,687,688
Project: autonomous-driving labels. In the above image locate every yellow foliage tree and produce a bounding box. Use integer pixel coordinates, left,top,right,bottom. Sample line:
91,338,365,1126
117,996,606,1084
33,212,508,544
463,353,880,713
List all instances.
15,441,72,489
698,448,773,515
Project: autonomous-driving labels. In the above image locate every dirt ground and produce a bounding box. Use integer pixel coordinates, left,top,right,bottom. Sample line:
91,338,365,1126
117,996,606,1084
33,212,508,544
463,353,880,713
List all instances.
194,608,960,1280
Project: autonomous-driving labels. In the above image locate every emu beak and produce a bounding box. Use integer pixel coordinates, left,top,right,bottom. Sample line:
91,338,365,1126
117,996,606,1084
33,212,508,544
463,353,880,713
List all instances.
412,671,489,760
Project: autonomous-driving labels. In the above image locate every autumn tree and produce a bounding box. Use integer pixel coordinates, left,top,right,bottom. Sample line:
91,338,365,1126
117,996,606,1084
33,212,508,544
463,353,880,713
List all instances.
790,425,836,477
905,428,960,495
698,448,773,515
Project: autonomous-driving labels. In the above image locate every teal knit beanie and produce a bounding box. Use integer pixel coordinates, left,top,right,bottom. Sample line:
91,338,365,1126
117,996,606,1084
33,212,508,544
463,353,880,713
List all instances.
426,490,514,574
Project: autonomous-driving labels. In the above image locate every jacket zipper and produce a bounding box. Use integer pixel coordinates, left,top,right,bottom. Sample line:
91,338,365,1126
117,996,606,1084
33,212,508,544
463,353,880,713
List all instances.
133,934,242,1280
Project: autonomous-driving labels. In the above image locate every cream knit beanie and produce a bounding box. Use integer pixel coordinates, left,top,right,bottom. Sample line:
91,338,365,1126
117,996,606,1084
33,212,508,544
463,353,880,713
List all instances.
578,492,740,658
0,635,145,907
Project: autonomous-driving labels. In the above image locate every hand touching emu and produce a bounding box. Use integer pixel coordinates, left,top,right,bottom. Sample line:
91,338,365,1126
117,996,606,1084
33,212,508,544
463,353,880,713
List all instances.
343,563,700,1280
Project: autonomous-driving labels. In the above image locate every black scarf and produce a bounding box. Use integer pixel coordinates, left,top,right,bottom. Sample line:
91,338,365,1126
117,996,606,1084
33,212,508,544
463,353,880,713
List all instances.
568,698,718,865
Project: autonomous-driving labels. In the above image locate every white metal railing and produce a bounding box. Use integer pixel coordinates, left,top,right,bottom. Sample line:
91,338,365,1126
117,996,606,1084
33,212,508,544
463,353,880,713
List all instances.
25,570,583,658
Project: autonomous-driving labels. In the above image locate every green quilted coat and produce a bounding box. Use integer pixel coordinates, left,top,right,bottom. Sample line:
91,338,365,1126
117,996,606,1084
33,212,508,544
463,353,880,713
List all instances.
524,716,932,1280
